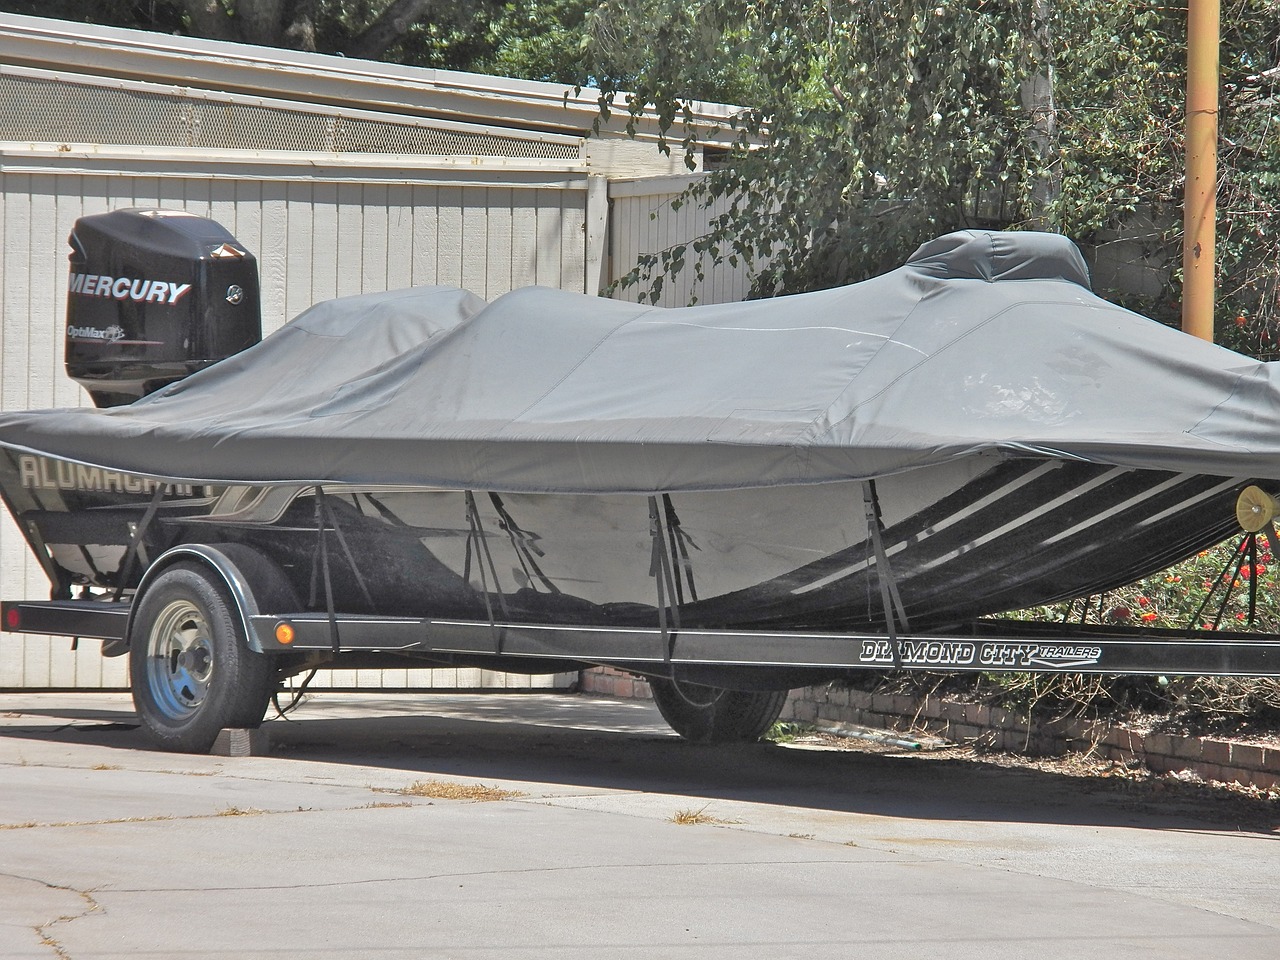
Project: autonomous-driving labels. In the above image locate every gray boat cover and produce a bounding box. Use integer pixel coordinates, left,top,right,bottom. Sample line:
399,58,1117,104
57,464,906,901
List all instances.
2,229,1279,493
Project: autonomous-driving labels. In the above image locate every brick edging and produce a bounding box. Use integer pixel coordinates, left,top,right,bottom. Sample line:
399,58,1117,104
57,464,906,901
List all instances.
579,665,652,700
785,686,1280,791
580,668,1279,791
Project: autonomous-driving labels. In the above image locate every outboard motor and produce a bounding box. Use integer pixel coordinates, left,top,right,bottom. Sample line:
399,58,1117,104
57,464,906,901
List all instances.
64,209,261,407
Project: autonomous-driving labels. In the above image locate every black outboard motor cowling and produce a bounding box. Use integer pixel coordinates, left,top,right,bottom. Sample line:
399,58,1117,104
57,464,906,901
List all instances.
65,209,262,407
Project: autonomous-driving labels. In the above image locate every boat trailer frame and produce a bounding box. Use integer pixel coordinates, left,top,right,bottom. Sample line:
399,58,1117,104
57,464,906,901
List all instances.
7,480,1280,683
6,596,1280,680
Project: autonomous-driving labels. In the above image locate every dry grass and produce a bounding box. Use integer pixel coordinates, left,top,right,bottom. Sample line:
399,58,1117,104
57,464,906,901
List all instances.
394,779,525,802
91,764,120,771
669,804,736,825
1,815,176,830
3,807,264,829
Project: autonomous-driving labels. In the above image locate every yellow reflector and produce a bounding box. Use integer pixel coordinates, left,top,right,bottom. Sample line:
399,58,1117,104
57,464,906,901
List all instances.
275,622,296,645
1236,485,1277,533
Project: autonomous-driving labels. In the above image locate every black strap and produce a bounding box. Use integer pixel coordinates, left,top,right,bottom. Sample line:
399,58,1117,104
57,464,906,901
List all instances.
315,492,375,609
465,492,508,651
863,480,910,669
648,496,682,661
489,492,560,594
112,482,168,601
663,494,700,603
313,487,341,655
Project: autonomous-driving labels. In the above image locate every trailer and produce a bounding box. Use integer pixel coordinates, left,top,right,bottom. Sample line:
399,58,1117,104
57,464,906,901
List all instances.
5,210,1280,752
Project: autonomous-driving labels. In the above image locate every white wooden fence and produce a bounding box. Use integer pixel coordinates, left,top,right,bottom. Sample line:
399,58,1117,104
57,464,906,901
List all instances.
0,143,744,693
0,164,591,690
0,11,754,689
609,174,753,307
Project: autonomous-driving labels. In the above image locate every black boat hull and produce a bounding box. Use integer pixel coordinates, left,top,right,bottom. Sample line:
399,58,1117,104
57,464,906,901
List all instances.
0,447,1251,633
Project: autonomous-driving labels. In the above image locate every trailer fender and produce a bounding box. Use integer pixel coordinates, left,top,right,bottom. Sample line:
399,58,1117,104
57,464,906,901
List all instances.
127,543,300,654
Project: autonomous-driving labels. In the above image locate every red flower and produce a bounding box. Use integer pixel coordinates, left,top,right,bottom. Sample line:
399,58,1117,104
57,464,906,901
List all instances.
1235,314,1248,328
1137,596,1150,607
1256,564,1268,576
1140,612,1158,622
1236,611,1248,620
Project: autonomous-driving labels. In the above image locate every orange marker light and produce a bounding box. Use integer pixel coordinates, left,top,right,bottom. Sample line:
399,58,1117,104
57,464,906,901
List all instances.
274,622,296,645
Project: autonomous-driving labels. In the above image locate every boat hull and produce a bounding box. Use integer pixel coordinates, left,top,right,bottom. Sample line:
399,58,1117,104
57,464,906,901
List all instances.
0,446,1252,633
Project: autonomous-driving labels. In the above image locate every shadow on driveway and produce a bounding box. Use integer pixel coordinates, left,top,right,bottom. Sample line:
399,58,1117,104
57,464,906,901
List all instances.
4,690,1279,835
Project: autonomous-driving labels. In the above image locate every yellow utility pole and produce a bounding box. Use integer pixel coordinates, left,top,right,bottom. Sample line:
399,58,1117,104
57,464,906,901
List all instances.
1182,0,1219,341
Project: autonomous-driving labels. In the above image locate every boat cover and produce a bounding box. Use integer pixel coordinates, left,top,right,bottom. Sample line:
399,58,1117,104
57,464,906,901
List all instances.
2,229,1279,493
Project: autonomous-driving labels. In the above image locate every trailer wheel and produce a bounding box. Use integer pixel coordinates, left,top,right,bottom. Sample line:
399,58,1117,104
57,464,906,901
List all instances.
130,562,273,753
648,678,788,743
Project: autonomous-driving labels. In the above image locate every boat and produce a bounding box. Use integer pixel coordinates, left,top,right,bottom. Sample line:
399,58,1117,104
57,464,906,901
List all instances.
0,452,1252,634
2,212,1279,749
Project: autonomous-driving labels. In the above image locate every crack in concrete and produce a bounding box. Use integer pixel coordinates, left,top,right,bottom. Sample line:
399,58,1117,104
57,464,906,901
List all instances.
1,871,102,960
0,800,430,831
87,856,875,895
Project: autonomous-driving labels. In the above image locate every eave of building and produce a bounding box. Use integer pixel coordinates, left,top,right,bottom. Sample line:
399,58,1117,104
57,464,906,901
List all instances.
0,12,750,147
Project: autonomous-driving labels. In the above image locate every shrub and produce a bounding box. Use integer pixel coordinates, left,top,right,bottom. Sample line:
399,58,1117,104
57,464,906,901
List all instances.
992,534,1280,727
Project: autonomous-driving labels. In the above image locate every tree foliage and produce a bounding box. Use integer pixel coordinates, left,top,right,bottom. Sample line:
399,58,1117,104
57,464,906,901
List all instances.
390,0,596,82
15,0,1278,343
0,0,597,78
585,0,1280,348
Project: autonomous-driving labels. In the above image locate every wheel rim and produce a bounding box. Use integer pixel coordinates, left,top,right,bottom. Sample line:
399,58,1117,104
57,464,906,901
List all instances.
145,599,215,722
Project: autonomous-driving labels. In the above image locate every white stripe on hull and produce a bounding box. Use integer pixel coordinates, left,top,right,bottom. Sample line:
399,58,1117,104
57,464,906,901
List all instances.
1043,473,1195,545
791,460,1065,595
1136,477,1245,530
910,467,1129,577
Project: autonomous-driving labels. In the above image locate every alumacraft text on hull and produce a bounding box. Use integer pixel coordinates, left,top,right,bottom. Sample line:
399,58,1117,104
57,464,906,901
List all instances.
4,211,1280,751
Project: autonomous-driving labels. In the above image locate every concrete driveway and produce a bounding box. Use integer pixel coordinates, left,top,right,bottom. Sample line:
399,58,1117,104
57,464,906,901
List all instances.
2,691,1278,959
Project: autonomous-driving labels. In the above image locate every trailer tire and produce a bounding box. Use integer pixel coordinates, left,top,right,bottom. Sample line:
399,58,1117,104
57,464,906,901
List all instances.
129,562,274,753
648,678,788,743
